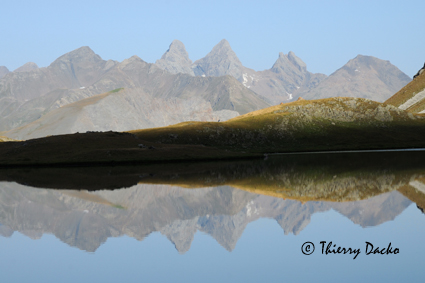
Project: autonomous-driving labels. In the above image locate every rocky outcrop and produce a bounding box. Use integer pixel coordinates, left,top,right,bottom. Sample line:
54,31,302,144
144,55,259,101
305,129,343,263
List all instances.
413,62,425,79
276,97,410,123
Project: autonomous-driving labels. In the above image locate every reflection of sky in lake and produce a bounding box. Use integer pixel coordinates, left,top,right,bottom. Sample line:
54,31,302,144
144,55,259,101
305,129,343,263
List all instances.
1,188,424,282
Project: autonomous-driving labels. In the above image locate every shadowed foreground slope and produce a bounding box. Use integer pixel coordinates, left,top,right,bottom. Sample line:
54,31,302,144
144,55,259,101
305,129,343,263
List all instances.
1,97,425,166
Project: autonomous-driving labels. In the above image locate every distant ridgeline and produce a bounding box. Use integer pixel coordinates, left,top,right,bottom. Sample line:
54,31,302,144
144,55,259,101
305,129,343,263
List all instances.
0,40,412,140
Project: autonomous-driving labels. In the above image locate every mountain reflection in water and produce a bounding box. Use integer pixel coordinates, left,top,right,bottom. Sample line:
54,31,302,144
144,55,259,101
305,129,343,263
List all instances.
0,151,424,253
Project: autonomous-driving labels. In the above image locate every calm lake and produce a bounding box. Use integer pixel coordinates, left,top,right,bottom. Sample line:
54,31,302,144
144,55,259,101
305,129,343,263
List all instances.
1,151,425,282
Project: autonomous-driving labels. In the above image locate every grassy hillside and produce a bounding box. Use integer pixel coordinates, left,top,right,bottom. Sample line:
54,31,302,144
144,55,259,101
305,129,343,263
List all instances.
131,97,425,153
0,136,16,142
1,97,425,166
385,71,425,112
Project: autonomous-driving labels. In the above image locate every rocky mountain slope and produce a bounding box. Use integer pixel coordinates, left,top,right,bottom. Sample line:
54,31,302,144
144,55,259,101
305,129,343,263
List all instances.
0,46,114,102
155,40,195,75
0,47,269,135
0,47,118,131
156,39,327,104
155,39,410,104
3,88,239,140
385,65,425,113
192,39,244,80
0,42,412,139
0,66,9,79
13,62,38,73
299,55,411,102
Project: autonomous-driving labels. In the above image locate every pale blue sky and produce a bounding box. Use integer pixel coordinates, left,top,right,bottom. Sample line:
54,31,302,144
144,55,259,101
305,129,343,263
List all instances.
1,0,424,77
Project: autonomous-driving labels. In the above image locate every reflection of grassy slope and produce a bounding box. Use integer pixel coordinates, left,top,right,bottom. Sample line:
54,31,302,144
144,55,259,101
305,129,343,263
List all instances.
1,97,425,166
137,152,425,202
398,178,425,210
141,170,419,203
2,151,425,203
229,171,409,202
385,71,425,112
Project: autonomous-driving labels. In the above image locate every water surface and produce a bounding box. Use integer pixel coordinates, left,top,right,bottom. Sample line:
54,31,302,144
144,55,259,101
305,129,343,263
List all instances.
1,151,424,282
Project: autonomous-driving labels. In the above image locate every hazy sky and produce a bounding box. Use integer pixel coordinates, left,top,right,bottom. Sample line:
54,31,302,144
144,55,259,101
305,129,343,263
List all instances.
1,0,424,77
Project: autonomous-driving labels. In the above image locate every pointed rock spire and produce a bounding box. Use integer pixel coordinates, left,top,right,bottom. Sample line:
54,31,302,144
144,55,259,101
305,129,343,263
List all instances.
155,40,194,75
271,51,307,74
0,66,9,79
271,52,293,74
192,39,243,80
288,51,307,72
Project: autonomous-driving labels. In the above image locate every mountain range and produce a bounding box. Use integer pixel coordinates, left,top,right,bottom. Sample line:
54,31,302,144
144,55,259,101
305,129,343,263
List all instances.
155,39,411,104
0,39,412,139
0,46,268,138
0,180,412,253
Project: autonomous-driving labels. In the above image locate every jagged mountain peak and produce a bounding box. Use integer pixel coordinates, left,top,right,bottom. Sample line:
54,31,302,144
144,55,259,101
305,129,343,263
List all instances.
345,54,380,67
167,39,188,54
213,38,231,48
341,54,399,74
206,39,238,59
192,39,243,79
13,62,38,73
300,54,411,102
46,46,109,87
272,51,306,74
49,46,102,67
288,51,307,72
155,39,194,75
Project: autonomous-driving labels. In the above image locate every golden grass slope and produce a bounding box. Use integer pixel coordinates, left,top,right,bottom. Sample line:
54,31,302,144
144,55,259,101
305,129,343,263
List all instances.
131,97,425,153
3,151,425,204
385,70,425,112
0,136,17,142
